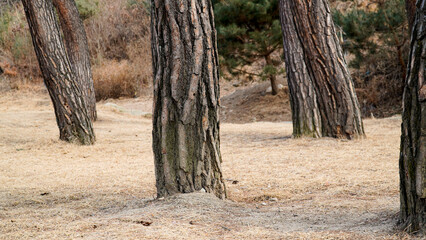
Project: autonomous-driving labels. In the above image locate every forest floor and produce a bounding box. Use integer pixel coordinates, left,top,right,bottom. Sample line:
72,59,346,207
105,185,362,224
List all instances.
0,85,419,239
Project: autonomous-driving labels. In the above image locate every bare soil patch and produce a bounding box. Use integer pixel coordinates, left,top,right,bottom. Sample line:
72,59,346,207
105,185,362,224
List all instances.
0,89,418,239
220,82,292,123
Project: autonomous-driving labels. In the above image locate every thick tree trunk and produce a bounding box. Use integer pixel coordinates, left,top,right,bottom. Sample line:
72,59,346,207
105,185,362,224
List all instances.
265,55,279,95
399,0,426,233
52,0,97,121
151,0,226,199
22,0,95,145
287,0,365,139
279,0,322,138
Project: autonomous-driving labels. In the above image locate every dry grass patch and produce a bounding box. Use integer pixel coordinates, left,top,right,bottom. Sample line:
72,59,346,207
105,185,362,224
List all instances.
93,60,140,100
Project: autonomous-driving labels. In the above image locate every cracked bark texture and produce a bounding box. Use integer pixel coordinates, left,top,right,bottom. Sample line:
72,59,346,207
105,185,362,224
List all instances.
399,0,426,233
53,0,97,121
22,0,95,145
287,0,365,139
279,0,321,138
151,0,226,199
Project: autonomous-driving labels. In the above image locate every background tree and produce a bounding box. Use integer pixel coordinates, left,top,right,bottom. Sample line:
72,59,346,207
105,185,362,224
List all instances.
53,0,97,121
22,0,95,145
279,0,321,138
151,0,226,199
287,0,365,139
213,0,282,95
399,0,426,232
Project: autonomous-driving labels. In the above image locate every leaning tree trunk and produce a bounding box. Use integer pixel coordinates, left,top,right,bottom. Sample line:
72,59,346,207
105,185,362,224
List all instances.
151,0,226,199
288,0,365,139
279,0,322,138
22,0,95,145
399,0,426,233
52,0,97,121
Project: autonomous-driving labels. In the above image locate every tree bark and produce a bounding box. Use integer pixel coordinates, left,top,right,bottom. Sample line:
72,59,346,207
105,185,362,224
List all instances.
279,0,322,138
151,0,226,199
287,0,365,139
399,0,426,233
52,0,97,121
265,55,279,95
22,0,95,145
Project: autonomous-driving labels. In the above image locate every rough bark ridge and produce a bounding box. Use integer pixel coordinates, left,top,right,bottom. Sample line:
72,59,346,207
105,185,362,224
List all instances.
52,0,97,121
399,0,426,233
151,0,226,199
288,0,365,139
22,0,95,145
279,0,322,138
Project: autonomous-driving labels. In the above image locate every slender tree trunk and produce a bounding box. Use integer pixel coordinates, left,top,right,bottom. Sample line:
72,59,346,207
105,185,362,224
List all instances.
265,55,279,95
399,0,426,233
288,0,365,139
22,0,95,145
151,0,226,199
52,0,97,121
405,0,417,31
279,0,322,138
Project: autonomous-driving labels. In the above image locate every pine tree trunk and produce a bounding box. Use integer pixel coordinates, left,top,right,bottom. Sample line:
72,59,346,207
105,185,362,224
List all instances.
268,74,279,96
265,55,279,95
52,0,97,121
279,0,322,138
151,0,226,199
22,0,95,145
399,0,426,233
288,0,365,139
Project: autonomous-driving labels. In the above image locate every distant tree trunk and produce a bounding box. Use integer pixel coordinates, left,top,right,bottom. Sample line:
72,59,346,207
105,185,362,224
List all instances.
52,0,97,121
22,0,95,145
405,0,417,31
279,0,322,138
399,0,426,233
265,55,279,95
288,0,365,139
151,0,226,199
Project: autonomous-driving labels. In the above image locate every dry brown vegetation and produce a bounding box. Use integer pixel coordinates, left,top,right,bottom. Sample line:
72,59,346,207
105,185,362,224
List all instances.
0,0,151,99
85,0,151,99
0,88,420,239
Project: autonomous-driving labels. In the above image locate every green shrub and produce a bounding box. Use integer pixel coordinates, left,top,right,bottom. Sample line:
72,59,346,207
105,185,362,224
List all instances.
76,0,99,20
0,6,13,48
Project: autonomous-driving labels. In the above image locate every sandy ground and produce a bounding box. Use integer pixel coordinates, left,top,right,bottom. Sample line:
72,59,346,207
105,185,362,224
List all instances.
0,89,418,239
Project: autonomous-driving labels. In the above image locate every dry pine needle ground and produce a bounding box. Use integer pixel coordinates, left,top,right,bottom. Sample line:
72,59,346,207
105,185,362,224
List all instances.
0,90,417,239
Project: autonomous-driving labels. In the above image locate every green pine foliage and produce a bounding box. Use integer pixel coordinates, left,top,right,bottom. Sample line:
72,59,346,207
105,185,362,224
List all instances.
333,0,407,68
213,0,283,81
